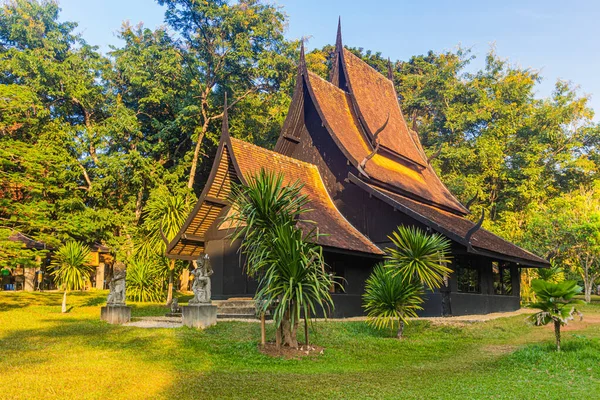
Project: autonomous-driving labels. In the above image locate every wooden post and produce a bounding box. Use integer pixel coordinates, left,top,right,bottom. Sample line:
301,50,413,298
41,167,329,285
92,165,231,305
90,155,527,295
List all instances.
95,263,105,290
260,313,266,346
304,317,309,346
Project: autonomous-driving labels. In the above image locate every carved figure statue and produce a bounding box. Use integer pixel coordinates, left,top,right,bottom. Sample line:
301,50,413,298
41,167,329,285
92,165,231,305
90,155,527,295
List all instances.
189,254,213,304
107,265,127,306
171,297,180,314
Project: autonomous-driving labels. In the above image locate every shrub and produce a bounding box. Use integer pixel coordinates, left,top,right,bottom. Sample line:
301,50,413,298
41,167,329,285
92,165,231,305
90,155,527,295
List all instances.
126,258,165,302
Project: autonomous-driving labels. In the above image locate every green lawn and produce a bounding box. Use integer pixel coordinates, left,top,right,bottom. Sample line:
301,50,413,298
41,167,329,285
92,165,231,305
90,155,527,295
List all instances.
1,291,600,400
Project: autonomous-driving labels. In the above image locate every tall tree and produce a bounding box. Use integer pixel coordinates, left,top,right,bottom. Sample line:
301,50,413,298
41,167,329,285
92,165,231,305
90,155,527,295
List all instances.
522,186,600,302
157,0,296,190
0,0,115,250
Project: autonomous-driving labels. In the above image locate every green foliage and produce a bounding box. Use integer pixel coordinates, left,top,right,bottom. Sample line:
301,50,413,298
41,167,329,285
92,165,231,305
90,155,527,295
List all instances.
0,0,294,265
386,226,452,290
126,258,165,303
136,187,191,259
363,263,424,335
50,241,93,291
522,187,600,301
536,264,565,283
227,169,334,345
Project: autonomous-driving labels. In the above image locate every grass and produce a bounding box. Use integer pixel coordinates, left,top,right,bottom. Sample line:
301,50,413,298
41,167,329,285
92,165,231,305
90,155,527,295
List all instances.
1,291,600,399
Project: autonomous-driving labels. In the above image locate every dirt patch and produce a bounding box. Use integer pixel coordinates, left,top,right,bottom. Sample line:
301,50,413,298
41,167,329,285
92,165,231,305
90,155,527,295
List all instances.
259,343,325,359
543,315,598,332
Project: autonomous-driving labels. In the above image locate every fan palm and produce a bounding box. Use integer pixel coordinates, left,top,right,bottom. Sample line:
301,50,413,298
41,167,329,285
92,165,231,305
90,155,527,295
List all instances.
363,263,424,339
226,169,334,348
126,258,165,302
136,188,190,305
386,226,452,290
51,241,93,313
527,279,584,351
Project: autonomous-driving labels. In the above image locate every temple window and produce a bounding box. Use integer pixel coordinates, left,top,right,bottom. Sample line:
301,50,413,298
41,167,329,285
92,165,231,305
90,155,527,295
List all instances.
456,259,480,293
492,262,512,295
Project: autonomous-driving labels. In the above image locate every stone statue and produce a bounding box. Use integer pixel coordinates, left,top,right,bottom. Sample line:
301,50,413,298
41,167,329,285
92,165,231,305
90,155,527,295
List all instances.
189,254,213,304
107,264,126,306
171,297,180,314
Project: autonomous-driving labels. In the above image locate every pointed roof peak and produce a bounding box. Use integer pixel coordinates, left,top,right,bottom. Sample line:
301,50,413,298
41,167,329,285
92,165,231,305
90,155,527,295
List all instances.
221,92,229,137
335,16,343,51
298,39,306,74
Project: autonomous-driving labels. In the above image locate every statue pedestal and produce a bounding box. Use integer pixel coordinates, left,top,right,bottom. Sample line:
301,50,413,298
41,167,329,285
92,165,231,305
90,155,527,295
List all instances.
101,305,131,324
182,304,217,329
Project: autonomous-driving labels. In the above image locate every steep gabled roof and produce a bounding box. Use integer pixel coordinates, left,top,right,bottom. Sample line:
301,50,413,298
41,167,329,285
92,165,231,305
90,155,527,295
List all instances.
341,48,428,167
304,70,468,215
349,175,549,267
167,132,384,260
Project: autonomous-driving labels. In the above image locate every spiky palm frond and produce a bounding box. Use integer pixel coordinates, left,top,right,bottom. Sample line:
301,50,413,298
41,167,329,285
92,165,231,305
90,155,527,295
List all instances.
226,169,334,329
363,263,424,331
386,226,452,289
51,241,93,291
126,258,165,302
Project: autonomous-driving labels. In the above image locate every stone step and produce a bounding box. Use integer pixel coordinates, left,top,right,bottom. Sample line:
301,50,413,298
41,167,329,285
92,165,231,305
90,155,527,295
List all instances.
217,313,257,320
215,300,256,308
217,306,256,315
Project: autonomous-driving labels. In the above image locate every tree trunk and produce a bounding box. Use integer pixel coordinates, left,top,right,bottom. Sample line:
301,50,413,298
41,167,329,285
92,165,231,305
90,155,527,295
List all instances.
304,317,309,346
584,281,592,303
554,319,561,352
397,319,404,339
179,268,190,292
260,313,266,346
61,290,67,313
275,323,282,349
166,259,175,306
281,310,299,348
187,121,209,189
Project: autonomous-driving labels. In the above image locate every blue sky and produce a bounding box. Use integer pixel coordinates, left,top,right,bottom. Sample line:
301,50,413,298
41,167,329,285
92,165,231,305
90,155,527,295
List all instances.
58,0,600,120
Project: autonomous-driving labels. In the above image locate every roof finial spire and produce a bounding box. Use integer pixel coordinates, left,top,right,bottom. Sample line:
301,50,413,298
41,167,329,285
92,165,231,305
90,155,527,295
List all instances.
387,57,393,81
222,92,229,137
335,16,343,51
298,38,306,73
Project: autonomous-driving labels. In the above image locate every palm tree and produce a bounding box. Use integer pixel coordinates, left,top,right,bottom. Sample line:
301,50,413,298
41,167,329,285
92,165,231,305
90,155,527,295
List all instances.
363,263,424,339
386,226,452,290
51,241,93,313
227,169,334,348
137,188,190,305
527,279,584,351
126,258,165,302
